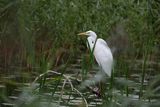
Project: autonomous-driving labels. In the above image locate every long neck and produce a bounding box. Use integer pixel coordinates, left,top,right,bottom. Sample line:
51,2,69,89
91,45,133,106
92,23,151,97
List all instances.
87,36,96,52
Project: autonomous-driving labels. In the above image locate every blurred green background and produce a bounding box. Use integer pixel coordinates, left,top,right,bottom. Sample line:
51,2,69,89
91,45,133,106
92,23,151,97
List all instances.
0,0,160,107
0,0,159,70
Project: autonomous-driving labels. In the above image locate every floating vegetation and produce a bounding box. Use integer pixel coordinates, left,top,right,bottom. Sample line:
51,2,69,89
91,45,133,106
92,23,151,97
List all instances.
0,0,160,107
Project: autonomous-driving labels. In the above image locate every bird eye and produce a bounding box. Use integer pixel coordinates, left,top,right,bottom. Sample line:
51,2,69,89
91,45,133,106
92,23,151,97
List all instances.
92,41,94,44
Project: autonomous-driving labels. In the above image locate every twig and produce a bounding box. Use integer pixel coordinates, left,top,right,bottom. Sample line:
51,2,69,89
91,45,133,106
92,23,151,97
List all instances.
59,79,67,104
73,87,88,107
32,70,69,84
32,69,103,106
32,70,60,83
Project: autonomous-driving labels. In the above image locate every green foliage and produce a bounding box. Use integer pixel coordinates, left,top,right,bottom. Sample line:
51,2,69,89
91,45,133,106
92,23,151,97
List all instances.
0,0,159,107
0,0,158,65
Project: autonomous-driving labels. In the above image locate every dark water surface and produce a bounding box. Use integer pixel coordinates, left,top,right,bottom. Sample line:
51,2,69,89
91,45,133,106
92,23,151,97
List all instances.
0,57,160,107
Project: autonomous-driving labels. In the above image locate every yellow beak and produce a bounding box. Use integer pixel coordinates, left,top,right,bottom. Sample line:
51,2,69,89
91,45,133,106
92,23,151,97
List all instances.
77,32,87,36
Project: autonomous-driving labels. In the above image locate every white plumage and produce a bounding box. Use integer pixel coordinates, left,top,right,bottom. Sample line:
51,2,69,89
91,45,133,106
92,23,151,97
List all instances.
78,30,113,77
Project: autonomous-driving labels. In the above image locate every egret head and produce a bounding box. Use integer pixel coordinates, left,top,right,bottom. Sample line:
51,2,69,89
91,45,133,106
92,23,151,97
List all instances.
78,30,97,39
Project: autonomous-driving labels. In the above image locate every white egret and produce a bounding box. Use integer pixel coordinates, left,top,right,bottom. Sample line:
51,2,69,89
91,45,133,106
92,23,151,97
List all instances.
78,30,113,77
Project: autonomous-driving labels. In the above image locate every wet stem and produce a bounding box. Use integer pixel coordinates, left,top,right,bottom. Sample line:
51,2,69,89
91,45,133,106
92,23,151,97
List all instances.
125,63,129,97
49,54,72,102
139,0,153,99
39,75,47,92
109,68,114,100
139,45,149,99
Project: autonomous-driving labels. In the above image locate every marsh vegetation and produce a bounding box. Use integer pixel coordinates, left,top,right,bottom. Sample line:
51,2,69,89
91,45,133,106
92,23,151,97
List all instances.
0,0,160,107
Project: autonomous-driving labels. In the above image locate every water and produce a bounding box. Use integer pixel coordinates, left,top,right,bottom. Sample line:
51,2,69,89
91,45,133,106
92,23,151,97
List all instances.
0,57,159,107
